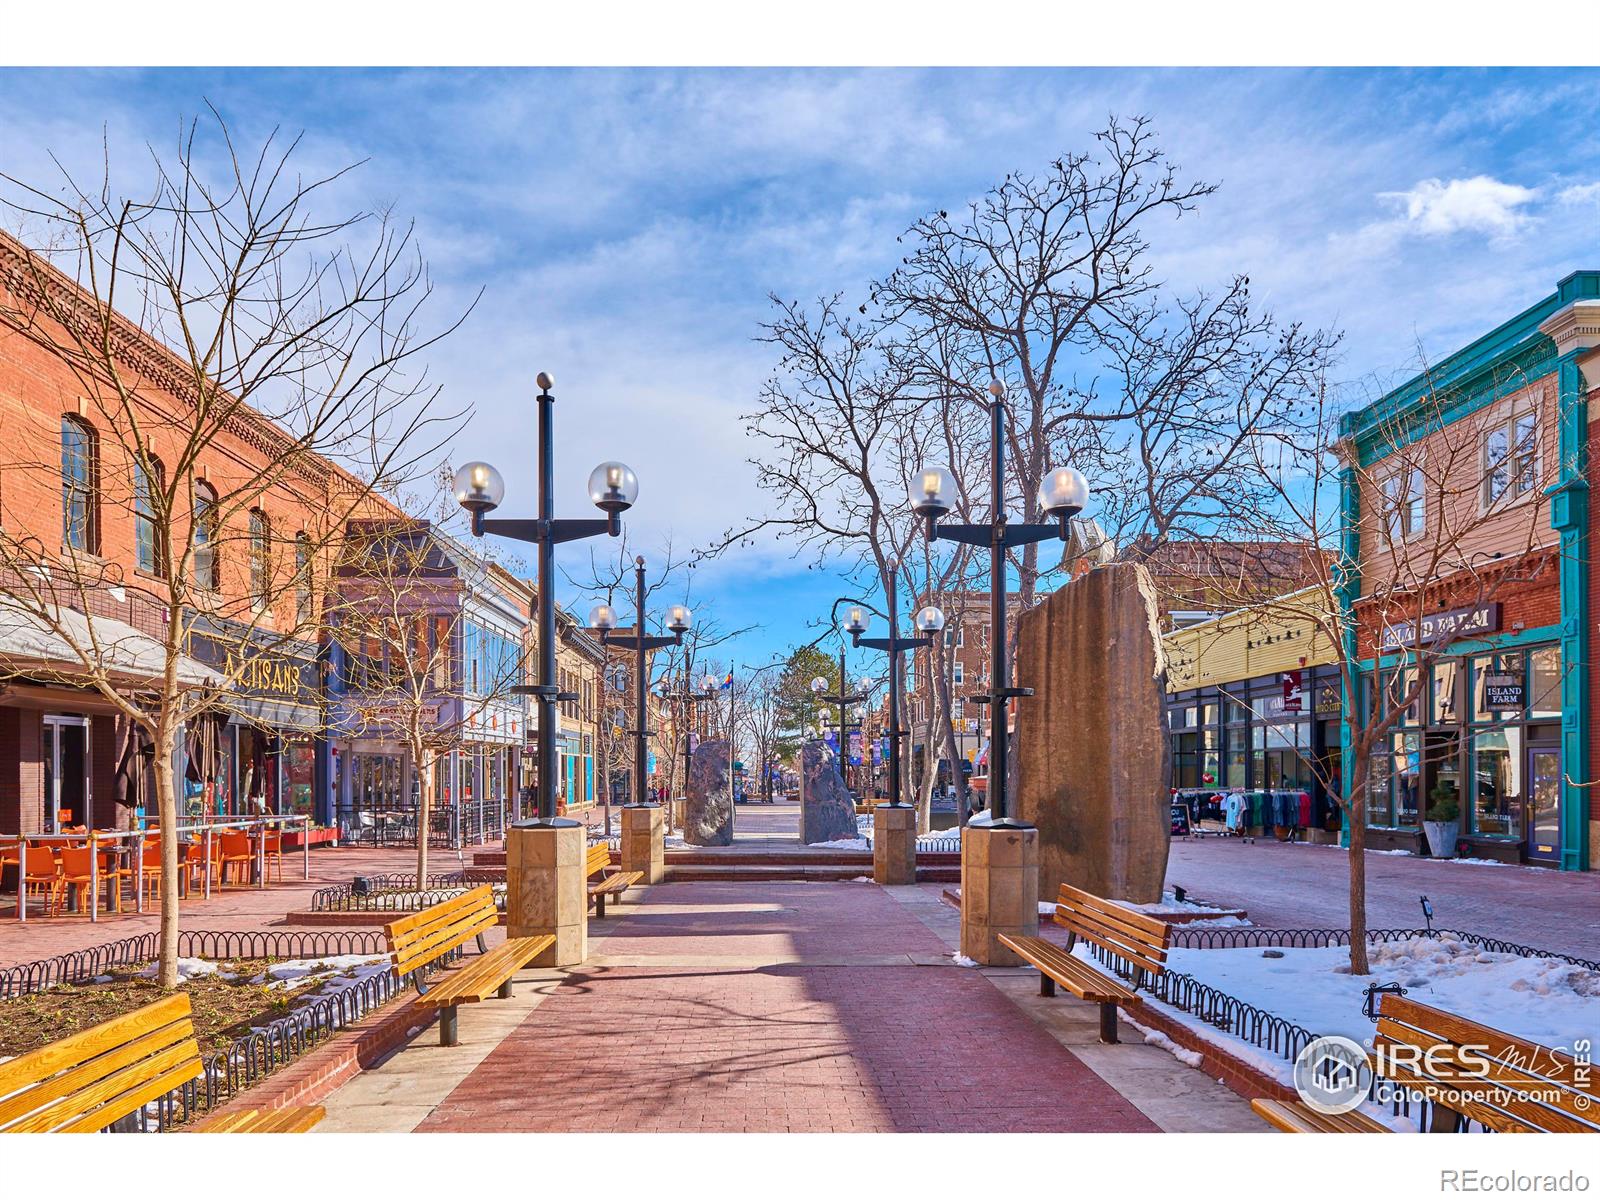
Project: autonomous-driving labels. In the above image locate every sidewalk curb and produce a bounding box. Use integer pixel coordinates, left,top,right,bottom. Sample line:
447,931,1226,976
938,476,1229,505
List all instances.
1123,997,1298,1105
194,988,435,1125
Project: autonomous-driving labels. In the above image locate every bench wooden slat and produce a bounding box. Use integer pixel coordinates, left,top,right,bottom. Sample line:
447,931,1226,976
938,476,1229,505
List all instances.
1052,885,1170,976
386,885,501,977
1375,1045,1595,1134
385,885,492,939
1374,1022,1595,1112
590,871,640,896
1251,1099,1390,1133
416,937,554,1007
392,909,499,978
1057,882,1171,940
1381,996,1598,1098
195,1105,325,1133
0,994,203,1135
1053,895,1169,962
586,843,612,877
997,935,1133,1003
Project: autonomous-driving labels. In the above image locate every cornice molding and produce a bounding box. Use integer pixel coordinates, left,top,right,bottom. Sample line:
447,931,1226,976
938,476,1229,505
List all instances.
1538,299,1600,359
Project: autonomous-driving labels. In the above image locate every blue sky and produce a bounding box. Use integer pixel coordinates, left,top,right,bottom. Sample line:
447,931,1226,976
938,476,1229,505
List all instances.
2,67,1597,675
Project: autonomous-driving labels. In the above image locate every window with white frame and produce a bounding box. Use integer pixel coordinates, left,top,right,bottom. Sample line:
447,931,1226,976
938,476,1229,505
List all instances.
953,661,964,686
1483,410,1539,507
1381,465,1425,543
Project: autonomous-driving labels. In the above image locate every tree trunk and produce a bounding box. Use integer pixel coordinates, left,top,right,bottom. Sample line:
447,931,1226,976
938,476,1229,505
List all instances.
1345,753,1371,975
152,724,181,991
415,749,432,884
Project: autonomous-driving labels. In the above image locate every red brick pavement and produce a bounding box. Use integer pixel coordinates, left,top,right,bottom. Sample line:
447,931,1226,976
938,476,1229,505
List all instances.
417,881,1157,1133
1165,838,1600,961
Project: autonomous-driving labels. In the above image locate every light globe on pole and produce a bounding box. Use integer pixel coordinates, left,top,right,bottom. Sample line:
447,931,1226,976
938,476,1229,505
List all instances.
588,602,618,632
1038,465,1090,520
453,461,506,515
914,605,946,634
588,461,639,513
665,603,693,633
910,464,956,518
843,607,870,636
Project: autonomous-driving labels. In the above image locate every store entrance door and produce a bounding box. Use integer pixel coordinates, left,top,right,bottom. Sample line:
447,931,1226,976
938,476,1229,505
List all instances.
43,715,90,832
1525,743,1562,864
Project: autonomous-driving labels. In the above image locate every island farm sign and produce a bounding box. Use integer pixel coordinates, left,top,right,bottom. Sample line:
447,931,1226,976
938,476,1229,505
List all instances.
1377,603,1501,652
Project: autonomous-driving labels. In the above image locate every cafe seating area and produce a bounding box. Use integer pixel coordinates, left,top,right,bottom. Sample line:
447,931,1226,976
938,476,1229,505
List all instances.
1,816,301,920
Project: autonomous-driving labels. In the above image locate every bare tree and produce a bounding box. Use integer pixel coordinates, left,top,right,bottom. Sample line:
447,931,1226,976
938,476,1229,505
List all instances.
0,115,466,987
324,518,527,883
1173,359,1556,973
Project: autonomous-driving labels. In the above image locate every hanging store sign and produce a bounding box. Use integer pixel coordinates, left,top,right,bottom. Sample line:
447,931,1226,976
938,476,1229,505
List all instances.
1378,603,1501,651
1483,673,1525,711
1314,684,1341,716
1281,670,1303,714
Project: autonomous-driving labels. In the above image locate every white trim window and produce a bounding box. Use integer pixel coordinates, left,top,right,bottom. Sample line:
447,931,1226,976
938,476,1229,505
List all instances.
1381,464,1425,544
953,661,964,686
1483,410,1539,508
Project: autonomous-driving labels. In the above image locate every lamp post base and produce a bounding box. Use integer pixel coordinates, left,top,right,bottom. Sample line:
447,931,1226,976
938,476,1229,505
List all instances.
872,804,917,885
960,823,1039,966
507,821,587,966
621,803,665,884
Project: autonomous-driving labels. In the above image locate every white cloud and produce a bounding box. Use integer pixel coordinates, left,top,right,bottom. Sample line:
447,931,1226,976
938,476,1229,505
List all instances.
1376,175,1538,238
1557,181,1600,206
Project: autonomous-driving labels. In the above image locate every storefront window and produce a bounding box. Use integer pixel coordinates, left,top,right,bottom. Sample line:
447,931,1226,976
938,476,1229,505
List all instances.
1471,726,1523,837
1391,733,1421,827
1366,750,1393,826
1431,660,1460,725
1472,653,1517,723
1529,647,1561,719
1225,725,1248,788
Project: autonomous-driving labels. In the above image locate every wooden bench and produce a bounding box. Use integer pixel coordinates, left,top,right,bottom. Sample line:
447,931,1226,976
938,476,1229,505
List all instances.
1253,992,1600,1134
586,841,641,918
384,884,554,1047
998,882,1172,1044
0,992,322,1133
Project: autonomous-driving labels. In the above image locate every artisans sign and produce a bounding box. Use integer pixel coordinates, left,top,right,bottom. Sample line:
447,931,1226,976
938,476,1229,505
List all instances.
187,628,317,702
1377,603,1501,651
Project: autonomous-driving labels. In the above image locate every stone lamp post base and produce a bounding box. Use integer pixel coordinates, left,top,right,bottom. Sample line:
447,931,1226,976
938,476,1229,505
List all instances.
507,822,587,966
960,823,1039,965
622,803,665,883
873,804,918,885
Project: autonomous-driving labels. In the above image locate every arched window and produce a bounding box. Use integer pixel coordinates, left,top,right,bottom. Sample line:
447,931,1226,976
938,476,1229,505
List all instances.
249,508,272,610
134,456,166,577
294,532,313,624
60,415,98,553
192,480,219,590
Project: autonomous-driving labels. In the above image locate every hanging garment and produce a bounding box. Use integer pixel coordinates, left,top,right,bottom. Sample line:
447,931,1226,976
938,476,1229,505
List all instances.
1224,792,1243,832
1298,791,1312,828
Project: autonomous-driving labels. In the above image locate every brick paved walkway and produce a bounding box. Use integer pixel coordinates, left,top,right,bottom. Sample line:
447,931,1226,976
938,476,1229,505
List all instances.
317,879,1211,1134
1166,837,1600,961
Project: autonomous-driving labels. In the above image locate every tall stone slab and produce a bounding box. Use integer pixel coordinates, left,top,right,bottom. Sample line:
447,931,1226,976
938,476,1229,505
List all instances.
1014,562,1169,903
685,738,733,846
797,739,857,845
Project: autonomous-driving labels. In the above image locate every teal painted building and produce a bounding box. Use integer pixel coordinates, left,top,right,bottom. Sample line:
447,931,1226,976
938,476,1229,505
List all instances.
1338,270,1600,872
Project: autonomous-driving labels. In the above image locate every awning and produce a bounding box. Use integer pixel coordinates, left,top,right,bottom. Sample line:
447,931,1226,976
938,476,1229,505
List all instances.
222,696,322,732
0,599,219,690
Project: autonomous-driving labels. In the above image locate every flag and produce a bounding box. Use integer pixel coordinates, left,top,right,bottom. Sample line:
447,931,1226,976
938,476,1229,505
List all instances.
720,671,733,690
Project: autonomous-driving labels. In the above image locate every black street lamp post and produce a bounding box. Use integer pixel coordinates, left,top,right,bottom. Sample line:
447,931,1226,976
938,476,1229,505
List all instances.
910,380,1089,826
660,670,719,813
812,647,864,795
843,557,945,808
453,371,637,827
587,557,691,808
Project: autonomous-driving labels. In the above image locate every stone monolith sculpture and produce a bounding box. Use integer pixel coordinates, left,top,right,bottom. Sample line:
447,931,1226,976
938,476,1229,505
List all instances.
1013,562,1169,903
797,739,857,844
685,737,734,846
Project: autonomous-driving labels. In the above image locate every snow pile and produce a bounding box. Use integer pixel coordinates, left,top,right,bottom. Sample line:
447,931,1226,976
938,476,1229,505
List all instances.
254,954,391,992
1126,1017,1204,1068
950,953,980,968
1128,889,1233,915
810,837,870,851
1154,935,1600,1061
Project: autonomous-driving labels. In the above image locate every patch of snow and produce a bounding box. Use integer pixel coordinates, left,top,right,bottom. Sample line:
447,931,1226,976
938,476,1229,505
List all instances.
1039,901,1057,915
847,875,874,883
1124,1016,1204,1068
1176,915,1254,929
950,953,980,968
1128,888,1234,915
1158,935,1599,1059
810,837,870,850
92,974,113,983
253,954,390,991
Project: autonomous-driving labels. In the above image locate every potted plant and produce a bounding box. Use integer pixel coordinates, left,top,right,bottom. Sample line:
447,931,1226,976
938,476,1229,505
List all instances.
1423,783,1461,859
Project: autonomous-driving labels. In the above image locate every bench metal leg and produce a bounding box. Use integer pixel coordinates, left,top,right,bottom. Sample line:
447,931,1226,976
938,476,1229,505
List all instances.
1428,1103,1464,1133
440,1006,459,1047
476,932,489,954
497,978,513,1000
1098,1003,1119,1044
595,892,606,919
1040,974,1056,998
